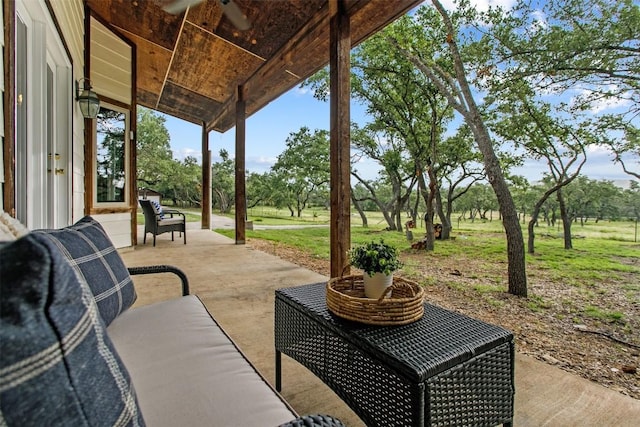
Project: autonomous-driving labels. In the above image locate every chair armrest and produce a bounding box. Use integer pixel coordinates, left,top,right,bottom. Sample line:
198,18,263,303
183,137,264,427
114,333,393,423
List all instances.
162,209,185,219
127,265,190,296
278,415,346,427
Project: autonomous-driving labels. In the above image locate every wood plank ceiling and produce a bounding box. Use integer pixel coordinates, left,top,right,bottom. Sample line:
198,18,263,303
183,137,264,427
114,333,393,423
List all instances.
85,0,422,133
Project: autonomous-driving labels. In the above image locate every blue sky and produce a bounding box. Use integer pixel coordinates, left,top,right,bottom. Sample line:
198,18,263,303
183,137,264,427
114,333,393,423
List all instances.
165,83,635,185
165,86,390,181
164,0,637,186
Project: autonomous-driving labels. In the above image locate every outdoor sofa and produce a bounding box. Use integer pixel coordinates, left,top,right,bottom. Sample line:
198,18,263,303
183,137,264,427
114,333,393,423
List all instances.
0,215,343,426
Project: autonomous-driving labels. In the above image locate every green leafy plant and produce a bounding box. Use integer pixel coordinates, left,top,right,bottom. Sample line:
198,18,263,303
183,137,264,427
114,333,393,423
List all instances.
349,239,403,277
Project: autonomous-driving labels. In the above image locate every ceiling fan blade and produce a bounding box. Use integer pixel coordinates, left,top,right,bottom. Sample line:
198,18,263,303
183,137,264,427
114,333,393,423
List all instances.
162,0,203,15
219,0,251,31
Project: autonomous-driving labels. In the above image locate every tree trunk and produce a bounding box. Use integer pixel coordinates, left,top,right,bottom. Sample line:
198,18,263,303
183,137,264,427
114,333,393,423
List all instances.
476,130,527,296
351,193,368,227
395,208,403,232
393,2,527,295
391,180,410,231
527,203,543,254
351,172,396,229
214,189,228,213
527,186,560,254
427,166,439,247
435,188,450,240
419,173,435,251
424,199,435,251
557,188,573,249
411,185,420,226
443,190,455,240
297,198,303,217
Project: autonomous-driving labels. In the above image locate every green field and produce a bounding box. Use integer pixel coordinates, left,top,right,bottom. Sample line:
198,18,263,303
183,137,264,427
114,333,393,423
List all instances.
138,205,639,280
222,205,639,243
213,206,639,284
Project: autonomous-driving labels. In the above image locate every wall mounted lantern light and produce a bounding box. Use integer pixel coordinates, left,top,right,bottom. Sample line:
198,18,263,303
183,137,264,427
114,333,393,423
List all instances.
75,78,100,119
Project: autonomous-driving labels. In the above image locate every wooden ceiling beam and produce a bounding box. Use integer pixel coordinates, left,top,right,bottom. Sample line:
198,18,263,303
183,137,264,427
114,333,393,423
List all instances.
207,1,331,132
207,0,421,133
86,0,423,133
160,10,189,110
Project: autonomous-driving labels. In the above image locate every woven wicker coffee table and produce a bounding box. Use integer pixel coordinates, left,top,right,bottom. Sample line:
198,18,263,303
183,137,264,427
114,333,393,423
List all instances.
275,282,514,427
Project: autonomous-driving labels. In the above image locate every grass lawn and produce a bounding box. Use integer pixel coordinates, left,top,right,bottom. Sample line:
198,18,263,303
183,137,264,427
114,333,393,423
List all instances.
149,204,638,301
216,221,639,279
215,206,638,270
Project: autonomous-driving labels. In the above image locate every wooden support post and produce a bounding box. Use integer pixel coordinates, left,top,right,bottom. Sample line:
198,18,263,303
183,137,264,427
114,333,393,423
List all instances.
235,85,246,244
130,42,138,245
3,0,15,214
201,122,211,229
329,0,351,278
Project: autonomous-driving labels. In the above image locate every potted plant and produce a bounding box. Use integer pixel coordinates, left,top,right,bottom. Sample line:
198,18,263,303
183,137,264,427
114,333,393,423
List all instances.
349,239,403,299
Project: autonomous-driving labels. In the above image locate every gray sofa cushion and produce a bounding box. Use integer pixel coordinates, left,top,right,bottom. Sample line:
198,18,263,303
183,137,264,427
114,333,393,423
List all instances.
107,295,297,426
0,234,145,426
34,216,136,326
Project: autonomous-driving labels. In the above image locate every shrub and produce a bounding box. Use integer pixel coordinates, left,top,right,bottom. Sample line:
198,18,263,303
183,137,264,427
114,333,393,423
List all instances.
349,239,402,277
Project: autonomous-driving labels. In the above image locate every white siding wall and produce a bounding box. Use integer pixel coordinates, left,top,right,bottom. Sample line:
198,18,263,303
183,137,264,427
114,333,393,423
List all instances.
90,17,133,247
48,0,85,224
92,212,132,249
48,1,133,247
91,18,132,105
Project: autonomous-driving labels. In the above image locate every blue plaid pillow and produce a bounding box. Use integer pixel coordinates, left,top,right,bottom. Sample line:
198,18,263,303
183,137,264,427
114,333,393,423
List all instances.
150,200,165,219
34,216,136,326
0,234,145,426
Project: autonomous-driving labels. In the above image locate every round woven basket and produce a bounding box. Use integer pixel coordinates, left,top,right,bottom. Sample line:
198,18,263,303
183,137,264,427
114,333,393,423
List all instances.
326,275,424,326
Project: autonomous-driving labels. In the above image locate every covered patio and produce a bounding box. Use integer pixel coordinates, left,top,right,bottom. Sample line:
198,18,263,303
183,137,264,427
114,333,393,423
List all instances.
4,0,638,423
79,0,427,275
121,224,640,426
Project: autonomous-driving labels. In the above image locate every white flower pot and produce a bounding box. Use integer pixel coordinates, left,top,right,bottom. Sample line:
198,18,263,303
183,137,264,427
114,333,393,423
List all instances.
363,272,393,299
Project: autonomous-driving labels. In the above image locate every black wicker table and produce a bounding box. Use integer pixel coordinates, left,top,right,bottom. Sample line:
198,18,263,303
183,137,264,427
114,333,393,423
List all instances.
275,282,515,427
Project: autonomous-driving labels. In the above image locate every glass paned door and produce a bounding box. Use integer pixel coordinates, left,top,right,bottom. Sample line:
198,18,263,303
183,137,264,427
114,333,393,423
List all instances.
15,0,71,229
15,15,27,225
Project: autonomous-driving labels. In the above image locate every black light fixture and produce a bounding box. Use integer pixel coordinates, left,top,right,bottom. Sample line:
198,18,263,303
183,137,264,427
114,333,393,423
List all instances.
75,78,100,119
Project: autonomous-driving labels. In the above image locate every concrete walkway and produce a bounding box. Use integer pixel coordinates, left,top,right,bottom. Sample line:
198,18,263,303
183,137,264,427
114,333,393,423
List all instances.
209,213,329,230
121,227,640,426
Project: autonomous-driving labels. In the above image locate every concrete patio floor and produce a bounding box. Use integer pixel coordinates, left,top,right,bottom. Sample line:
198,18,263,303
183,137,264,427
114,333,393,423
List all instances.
120,225,640,426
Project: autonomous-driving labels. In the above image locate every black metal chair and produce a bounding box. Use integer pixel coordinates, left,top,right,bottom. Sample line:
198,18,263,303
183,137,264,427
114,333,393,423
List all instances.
139,199,186,247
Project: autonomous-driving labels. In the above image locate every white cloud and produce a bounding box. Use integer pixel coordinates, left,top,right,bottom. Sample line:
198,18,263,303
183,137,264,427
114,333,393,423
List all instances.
173,147,202,162
589,96,633,114
246,156,278,174
294,84,329,100
252,155,278,166
586,144,614,156
530,9,547,31
512,150,634,183
533,77,566,97
571,86,634,114
437,0,517,12
293,86,310,96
